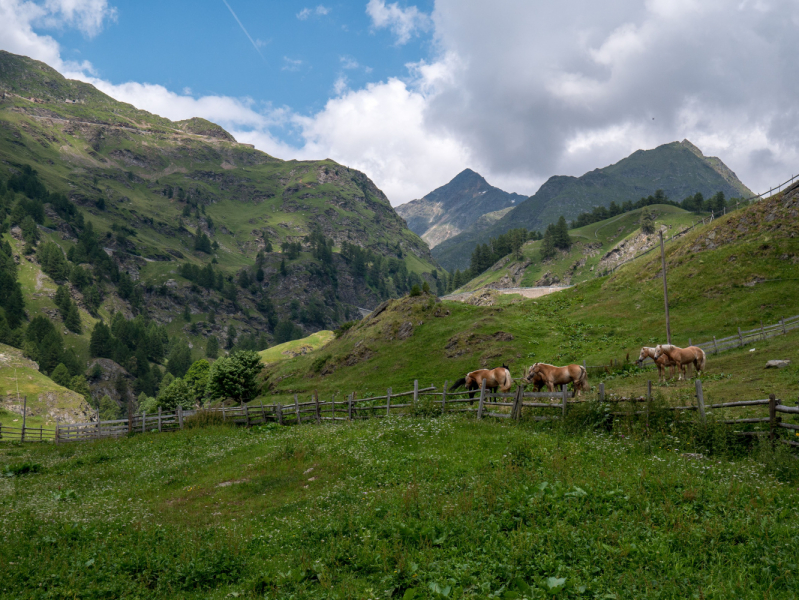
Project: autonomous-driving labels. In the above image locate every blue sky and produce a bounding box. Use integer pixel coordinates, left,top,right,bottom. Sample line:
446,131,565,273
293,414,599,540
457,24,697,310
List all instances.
56,1,433,123
1,0,798,205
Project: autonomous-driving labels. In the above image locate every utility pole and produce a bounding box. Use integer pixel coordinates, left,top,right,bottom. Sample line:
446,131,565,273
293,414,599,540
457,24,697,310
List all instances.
659,229,671,344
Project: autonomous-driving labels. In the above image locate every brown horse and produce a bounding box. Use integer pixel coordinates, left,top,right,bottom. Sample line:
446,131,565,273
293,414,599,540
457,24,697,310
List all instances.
522,363,588,395
653,344,706,380
451,365,513,399
636,347,676,381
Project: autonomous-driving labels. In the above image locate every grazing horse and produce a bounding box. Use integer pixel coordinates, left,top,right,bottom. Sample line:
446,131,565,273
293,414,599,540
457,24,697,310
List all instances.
522,363,588,395
636,347,676,381
653,344,706,380
451,365,513,399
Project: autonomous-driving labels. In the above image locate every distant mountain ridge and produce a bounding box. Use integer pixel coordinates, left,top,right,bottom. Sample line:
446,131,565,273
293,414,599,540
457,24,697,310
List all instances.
395,168,526,248
432,140,754,271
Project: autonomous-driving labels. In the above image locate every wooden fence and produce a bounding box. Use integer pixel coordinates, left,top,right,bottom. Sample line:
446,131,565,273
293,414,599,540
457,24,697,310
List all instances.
595,380,799,448
43,378,799,453
0,423,55,442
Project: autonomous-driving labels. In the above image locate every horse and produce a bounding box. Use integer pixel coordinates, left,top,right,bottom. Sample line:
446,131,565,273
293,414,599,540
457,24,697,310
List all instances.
451,364,513,399
653,344,706,380
522,363,588,395
636,347,676,381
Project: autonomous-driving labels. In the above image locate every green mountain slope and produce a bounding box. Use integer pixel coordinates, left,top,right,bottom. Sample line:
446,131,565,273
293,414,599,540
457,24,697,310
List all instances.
395,168,526,248
459,204,699,291
0,51,440,328
259,184,799,404
432,140,754,271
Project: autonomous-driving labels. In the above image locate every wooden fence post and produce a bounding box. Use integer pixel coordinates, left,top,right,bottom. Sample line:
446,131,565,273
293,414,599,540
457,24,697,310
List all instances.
738,327,744,347
511,385,523,420
413,380,419,413
781,317,787,334
142,411,146,434
599,382,605,403
760,320,766,341
695,379,706,423
128,397,132,435
386,387,392,417
158,407,162,433
713,336,718,354
244,403,251,428
441,381,448,415
769,394,777,443
222,406,226,421
477,379,487,419
315,391,321,425
54,417,59,445
260,400,266,424
277,403,283,426
331,394,335,420
21,395,26,442
178,406,184,429
294,395,301,425
348,393,353,421
561,385,568,419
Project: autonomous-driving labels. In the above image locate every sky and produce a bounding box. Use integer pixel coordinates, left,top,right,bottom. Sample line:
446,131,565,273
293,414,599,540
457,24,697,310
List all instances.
1,0,798,206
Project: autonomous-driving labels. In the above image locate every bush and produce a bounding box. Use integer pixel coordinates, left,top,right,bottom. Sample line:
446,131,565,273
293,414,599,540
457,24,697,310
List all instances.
183,410,229,430
409,284,421,297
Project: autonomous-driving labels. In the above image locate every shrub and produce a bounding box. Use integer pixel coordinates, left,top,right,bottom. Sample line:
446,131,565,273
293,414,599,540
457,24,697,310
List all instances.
183,410,228,429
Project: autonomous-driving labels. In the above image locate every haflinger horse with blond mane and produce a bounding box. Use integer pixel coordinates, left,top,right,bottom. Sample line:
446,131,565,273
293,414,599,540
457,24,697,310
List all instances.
451,365,513,399
653,344,706,380
522,363,588,396
636,347,676,381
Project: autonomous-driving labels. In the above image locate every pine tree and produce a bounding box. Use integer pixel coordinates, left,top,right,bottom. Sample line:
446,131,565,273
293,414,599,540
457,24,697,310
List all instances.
54,285,71,317
64,303,82,334
540,226,556,260
553,216,572,250
206,336,219,359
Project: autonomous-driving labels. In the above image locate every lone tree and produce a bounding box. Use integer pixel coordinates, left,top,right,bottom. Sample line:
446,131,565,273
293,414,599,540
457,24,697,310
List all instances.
640,209,656,235
206,350,263,404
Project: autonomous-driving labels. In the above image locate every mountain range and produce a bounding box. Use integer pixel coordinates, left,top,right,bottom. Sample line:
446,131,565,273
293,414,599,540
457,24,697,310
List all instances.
429,140,753,272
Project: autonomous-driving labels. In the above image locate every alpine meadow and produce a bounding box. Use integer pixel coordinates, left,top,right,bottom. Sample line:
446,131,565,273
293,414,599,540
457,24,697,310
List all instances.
2,4,799,600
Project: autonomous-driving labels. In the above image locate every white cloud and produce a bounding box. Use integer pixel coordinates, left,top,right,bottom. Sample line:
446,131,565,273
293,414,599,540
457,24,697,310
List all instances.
296,5,329,20
41,0,117,37
281,56,303,72
366,0,431,45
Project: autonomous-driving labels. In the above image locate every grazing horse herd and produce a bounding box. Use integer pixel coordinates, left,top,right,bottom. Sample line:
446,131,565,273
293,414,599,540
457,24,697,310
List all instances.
451,343,706,396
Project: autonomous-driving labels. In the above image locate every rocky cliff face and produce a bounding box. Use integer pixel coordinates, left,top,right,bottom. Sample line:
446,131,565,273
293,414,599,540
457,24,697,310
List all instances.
396,169,526,248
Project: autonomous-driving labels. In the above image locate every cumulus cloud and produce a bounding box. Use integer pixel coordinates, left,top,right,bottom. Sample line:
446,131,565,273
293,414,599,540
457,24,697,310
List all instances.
366,0,432,45
296,5,329,20
424,0,799,196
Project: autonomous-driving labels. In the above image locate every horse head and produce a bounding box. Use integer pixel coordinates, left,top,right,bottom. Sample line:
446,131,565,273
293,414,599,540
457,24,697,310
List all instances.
636,347,650,366
653,344,665,359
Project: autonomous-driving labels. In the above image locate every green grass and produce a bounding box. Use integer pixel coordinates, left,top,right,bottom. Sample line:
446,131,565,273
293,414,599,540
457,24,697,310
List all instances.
1,416,797,599
259,331,335,365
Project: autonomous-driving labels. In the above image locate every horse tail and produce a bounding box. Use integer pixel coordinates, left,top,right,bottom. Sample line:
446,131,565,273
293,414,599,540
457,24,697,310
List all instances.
451,377,467,391
577,365,588,390
696,348,706,372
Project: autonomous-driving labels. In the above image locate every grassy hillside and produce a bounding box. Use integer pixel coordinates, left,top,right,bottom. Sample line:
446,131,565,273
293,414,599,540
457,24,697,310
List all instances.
2,415,797,598
433,140,754,272
459,204,698,291
0,343,92,431
258,330,334,365
258,187,799,406
0,50,444,415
